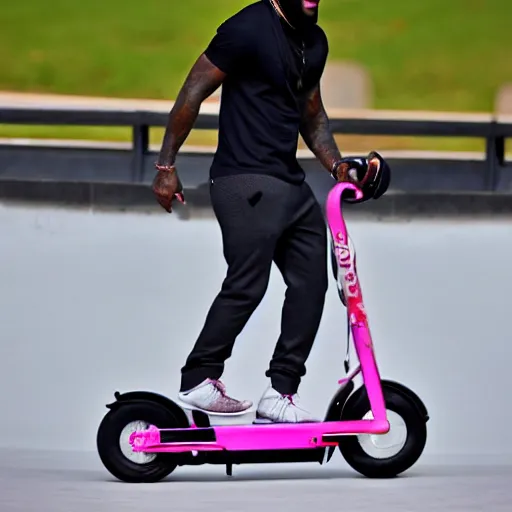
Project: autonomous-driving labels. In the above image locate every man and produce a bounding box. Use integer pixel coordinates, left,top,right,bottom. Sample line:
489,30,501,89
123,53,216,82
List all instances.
153,0,389,423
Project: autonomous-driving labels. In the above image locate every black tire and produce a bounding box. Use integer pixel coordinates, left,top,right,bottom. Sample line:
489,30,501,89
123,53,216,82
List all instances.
97,400,183,483
338,385,427,478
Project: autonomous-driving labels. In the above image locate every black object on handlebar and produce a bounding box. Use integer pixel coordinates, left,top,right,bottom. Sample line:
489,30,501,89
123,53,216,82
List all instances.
333,151,391,204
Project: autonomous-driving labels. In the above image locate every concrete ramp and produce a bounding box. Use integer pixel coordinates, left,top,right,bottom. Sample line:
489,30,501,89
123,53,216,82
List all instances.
1,201,511,464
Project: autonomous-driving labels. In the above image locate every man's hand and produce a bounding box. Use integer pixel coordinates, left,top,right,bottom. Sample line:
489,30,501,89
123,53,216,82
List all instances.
332,157,367,183
152,166,186,213
332,154,381,184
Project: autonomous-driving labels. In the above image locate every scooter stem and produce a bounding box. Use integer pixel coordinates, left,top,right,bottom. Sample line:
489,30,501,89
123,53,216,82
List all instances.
325,182,363,250
325,182,387,422
326,181,364,323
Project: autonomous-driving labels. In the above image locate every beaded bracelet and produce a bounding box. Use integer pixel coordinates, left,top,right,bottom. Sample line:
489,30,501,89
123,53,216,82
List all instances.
155,163,176,173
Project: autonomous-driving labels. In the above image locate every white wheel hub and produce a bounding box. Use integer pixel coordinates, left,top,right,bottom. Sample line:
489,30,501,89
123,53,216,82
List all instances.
119,421,157,464
357,410,407,459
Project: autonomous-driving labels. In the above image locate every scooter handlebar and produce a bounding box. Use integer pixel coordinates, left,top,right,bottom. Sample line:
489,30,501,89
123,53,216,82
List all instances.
326,182,363,239
335,181,364,202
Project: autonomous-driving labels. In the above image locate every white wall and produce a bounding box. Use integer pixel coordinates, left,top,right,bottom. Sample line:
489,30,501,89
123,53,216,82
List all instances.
1,201,511,463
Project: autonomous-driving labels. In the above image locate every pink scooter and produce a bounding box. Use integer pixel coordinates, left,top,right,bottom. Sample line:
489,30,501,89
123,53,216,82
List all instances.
96,182,429,483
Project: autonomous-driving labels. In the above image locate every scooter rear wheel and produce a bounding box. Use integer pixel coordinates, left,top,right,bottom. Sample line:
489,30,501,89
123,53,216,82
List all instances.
97,401,183,483
338,385,427,478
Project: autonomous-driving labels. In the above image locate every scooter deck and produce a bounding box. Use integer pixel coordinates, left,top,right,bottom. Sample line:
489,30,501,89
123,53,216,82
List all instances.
130,419,390,453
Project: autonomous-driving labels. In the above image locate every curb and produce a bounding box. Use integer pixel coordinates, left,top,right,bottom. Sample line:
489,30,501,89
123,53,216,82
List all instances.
1,178,512,219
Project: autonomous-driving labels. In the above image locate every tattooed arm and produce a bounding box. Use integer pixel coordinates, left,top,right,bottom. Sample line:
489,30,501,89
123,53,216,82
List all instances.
152,54,225,212
299,86,384,192
153,13,251,212
299,84,343,176
156,54,226,167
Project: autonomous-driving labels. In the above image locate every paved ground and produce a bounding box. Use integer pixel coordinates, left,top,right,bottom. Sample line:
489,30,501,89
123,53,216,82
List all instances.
1,451,511,512
2,196,512,512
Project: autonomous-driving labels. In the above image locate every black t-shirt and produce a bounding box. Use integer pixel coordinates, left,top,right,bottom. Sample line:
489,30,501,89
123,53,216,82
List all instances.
204,1,329,184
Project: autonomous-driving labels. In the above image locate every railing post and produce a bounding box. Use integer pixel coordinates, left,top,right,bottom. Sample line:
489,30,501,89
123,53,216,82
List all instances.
132,123,149,183
484,121,502,191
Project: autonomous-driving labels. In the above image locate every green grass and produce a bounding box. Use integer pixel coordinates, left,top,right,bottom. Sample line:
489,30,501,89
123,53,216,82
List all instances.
1,0,512,150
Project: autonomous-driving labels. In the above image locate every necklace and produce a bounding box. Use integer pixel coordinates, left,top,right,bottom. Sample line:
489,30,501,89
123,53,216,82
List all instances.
268,0,305,92
268,0,294,28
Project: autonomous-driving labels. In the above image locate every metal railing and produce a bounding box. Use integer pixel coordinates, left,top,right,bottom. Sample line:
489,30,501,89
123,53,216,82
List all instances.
1,105,511,191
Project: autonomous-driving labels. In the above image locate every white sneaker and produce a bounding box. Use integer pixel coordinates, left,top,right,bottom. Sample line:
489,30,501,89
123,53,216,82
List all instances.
177,379,253,415
255,387,320,423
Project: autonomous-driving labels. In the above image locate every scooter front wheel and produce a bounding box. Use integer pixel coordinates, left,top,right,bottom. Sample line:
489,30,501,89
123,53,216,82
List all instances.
97,401,183,483
338,384,427,478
